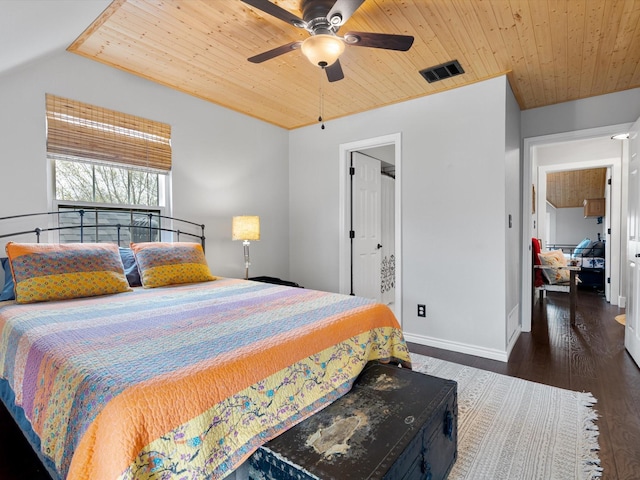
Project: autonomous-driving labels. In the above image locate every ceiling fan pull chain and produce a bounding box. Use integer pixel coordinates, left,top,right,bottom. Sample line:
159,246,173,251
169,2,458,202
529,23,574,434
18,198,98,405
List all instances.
318,69,325,130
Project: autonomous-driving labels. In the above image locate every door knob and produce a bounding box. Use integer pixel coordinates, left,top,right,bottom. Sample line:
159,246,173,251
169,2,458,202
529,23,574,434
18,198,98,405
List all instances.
377,243,383,250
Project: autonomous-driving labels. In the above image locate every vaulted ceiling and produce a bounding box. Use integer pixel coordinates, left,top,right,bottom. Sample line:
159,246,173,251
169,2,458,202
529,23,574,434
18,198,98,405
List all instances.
60,0,640,129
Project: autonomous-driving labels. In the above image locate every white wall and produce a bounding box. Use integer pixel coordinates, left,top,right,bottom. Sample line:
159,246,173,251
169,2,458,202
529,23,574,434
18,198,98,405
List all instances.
551,207,605,245
536,137,623,166
505,81,522,348
0,51,290,280
522,89,640,138
546,203,557,245
290,76,513,359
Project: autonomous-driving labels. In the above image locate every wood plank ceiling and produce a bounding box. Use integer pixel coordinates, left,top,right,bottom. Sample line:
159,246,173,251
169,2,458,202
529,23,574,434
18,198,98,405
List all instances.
69,0,640,130
546,168,607,208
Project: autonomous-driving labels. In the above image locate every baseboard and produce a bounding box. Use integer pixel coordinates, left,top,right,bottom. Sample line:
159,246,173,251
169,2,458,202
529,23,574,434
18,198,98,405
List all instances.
506,328,521,358
403,332,509,362
619,296,626,308
506,304,519,347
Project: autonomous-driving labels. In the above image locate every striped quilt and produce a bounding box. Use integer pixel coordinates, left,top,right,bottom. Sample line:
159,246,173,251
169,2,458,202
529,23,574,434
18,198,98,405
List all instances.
0,278,410,480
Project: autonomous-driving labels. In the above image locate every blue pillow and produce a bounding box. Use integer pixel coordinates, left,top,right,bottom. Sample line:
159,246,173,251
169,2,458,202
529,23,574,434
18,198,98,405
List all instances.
573,238,590,256
119,247,142,287
0,257,15,301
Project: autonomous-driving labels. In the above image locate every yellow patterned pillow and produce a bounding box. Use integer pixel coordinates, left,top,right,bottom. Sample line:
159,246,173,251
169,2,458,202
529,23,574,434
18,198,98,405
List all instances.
5,242,132,304
130,242,216,288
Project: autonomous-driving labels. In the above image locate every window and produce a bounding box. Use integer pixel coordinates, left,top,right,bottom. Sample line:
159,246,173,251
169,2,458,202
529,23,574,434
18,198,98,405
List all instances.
55,159,159,206
46,94,172,243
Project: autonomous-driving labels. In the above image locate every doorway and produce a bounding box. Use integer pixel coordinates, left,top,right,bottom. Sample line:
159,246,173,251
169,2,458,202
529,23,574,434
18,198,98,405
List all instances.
522,124,631,332
349,150,394,303
539,163,618,303
339,133,402,324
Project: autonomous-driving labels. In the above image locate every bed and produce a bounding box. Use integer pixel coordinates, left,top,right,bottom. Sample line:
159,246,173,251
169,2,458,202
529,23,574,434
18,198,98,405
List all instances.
0,210,410,480
547,239,606,290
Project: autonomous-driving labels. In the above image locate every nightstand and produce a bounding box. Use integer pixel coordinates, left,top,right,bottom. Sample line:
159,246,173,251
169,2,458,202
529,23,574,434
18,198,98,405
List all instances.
249,276,303,288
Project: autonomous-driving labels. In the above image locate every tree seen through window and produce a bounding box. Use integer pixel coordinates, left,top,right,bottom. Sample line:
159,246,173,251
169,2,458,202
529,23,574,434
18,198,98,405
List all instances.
55,159,159,206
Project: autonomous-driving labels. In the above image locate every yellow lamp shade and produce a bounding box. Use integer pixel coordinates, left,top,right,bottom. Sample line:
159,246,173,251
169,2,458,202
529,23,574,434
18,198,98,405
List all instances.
232,216,260,241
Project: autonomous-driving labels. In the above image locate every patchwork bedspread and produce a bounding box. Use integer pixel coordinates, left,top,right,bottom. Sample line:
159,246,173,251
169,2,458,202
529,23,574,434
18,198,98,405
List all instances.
0,278,410,480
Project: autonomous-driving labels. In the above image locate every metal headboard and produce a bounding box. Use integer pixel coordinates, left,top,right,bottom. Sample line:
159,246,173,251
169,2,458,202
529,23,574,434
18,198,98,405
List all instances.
0,209,206,251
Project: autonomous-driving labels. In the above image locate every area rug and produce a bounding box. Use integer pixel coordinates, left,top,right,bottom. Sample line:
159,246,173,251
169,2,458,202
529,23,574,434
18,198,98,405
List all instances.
410,353,602,480
615,314,626,325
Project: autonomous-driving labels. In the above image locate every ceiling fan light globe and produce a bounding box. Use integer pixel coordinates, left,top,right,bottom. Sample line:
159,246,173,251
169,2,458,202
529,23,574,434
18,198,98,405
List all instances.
301,34,345,67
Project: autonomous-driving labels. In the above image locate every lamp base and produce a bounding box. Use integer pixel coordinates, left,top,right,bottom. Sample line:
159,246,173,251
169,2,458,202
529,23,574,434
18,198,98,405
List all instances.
243,240,251,280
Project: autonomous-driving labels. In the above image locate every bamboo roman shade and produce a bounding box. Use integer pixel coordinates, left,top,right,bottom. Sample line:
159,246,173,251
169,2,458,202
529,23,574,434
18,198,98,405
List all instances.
46,94,171,172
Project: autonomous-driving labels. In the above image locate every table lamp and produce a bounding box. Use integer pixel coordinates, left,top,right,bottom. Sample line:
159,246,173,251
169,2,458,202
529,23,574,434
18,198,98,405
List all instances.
232,215,260,280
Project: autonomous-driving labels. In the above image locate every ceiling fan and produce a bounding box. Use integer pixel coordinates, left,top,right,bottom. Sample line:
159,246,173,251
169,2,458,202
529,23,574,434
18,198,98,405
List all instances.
242,0,414,82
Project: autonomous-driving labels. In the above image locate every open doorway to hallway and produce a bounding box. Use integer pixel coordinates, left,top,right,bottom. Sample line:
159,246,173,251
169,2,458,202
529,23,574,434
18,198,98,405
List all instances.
535,140,623,306
522,124,630,333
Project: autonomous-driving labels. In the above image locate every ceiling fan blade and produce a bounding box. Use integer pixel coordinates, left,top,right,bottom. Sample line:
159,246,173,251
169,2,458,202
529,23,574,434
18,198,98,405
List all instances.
248,41,302,63
326,0,365,27
325,60,344,82
343,31,414,51
242,0,306,28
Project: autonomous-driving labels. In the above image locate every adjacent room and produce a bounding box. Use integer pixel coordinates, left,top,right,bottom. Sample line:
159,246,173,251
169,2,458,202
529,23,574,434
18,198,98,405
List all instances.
1,1,639,479
545,168,608,293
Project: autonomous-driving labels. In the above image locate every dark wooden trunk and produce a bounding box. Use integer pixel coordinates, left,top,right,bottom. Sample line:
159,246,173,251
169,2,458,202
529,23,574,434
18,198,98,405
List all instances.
248,363,457,480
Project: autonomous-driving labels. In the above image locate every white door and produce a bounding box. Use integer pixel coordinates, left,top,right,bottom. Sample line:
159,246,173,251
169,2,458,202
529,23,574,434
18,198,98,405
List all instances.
626,116,640,368
352,152,382,301
605,168,611,302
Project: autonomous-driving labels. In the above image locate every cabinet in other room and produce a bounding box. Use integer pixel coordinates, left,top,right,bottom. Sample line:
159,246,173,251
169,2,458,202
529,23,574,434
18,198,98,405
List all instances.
584,198,605,217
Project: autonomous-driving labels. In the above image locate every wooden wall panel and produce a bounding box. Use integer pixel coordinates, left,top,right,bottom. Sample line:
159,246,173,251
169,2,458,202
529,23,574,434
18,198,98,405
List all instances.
546,168,607,208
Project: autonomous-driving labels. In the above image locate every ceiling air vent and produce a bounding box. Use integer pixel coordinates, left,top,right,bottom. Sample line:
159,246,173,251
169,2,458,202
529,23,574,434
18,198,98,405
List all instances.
419,60,465,83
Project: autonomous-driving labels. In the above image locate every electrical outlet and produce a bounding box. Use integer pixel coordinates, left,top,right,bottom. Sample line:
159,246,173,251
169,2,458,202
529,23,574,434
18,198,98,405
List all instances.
417,304,426,317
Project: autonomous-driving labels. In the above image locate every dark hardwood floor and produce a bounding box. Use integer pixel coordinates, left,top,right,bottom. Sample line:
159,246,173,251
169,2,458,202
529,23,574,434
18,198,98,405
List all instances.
1,289,638,479
0,403,53,479
410,289,640,480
